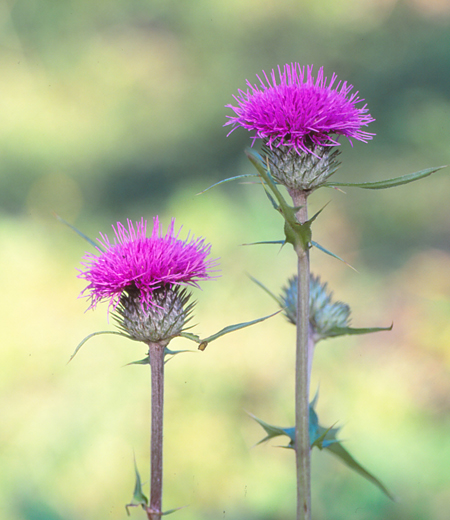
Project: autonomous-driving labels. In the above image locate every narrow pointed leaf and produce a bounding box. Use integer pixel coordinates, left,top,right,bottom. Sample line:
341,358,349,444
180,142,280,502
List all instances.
179,332,201,343
55,214,104,252
69,330,132,363
308,202,330,224
247,412,289,445
241,240,285,246
311,241,356,271
165,347,192,357
198,310,280,346
248,275,284,307
180,311,279,350
125,457,148,515
197,174,258,195
325,324,393,338
164,348,195,364
310,390,319,409
126,357,150,366
324,166,446,190
250,407,324,449
246,149,312,252
325,442,395,500
312,424,338,449
162,505,189,515
261,183,280,210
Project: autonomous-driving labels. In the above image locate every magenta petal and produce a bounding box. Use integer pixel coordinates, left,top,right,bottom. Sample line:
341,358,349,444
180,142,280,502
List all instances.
78,218,218,309
225,63,375,153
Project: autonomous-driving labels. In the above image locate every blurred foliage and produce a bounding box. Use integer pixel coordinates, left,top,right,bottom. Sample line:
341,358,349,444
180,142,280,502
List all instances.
2,1,450,520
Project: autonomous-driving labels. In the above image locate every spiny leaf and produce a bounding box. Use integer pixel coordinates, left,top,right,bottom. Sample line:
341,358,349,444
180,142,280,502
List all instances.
248,275,284,307
126,357,149,366
179,311,280,350
324,324,393,338
161,505,189,515
247,412,289,445
55,214,103,252
241,240,285,246
246,149,312,253
179,332,201,343
308,202,330,224
248,406,326,449
324,165,446,190
261,182,280,210
125,456,148,516
195,311,280,347
250,405,394,500
69,330,132,363
325,442,395,500
311,241,356,271
164,347,195,364
197,174,258,195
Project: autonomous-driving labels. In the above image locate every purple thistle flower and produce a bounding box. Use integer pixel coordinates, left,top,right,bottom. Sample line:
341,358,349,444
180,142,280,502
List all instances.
79,217,216,311
225,63,375,154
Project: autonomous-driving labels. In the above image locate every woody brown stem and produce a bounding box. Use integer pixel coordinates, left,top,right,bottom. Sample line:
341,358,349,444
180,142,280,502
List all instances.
146,342,165,520
288,188,312,520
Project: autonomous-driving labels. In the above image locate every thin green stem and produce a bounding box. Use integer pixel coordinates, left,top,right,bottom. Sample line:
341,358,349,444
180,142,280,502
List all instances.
289,188,311,520
147,341,165,520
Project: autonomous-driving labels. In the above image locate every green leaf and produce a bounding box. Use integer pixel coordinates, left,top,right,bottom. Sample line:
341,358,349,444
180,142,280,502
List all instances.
125,456,148,516
69,330,133,363
179,311,280,350
308,202,330,224
261,182,280,211
196,311,280,348
311,241,356,271
55,214,104,252
250,405,394,500
324,165,446,190
161,505,188,515
247,412,294,446
325,442,395,500
241,240,285,246
248,275,284,307
248,406,326,449
178,331,201,343
324,324,393,338
246,149,312,253
126,356,149,366
164,347,195,364
126,348,195,367
197,174,259,195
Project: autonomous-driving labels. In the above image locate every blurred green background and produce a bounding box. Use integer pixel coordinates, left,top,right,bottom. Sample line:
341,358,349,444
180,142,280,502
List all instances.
2,0,450,519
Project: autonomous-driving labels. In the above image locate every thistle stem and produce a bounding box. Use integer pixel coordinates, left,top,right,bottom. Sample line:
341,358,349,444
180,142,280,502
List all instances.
147,341,165,520
289,188,311,520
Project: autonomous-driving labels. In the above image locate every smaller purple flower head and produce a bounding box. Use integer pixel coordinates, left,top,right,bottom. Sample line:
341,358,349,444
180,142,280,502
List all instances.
225,63,375,153
79,217,216,310
79,217,217,344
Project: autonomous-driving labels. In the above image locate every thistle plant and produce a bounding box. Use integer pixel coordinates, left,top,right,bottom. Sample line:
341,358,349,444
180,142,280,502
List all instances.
70,215,275,518
75,217,216,519
223,63,445,520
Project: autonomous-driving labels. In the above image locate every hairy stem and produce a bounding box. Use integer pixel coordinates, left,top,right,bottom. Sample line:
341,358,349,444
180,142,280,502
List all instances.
147,342,165,520
289,188,311,520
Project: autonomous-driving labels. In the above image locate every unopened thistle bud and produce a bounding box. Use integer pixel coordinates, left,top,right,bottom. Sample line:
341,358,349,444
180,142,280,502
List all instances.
280,274,351,341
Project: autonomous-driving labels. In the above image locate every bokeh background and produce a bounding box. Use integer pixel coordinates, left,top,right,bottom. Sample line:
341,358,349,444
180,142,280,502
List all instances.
2,0,450,519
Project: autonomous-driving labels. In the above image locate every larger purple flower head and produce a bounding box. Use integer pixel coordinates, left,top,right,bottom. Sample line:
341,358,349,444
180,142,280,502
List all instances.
79,217,216,310
225,63,375,154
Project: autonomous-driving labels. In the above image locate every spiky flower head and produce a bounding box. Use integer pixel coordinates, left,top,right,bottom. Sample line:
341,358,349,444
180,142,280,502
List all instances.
226,64,374,190
281,274,351,341
79,217,217,344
